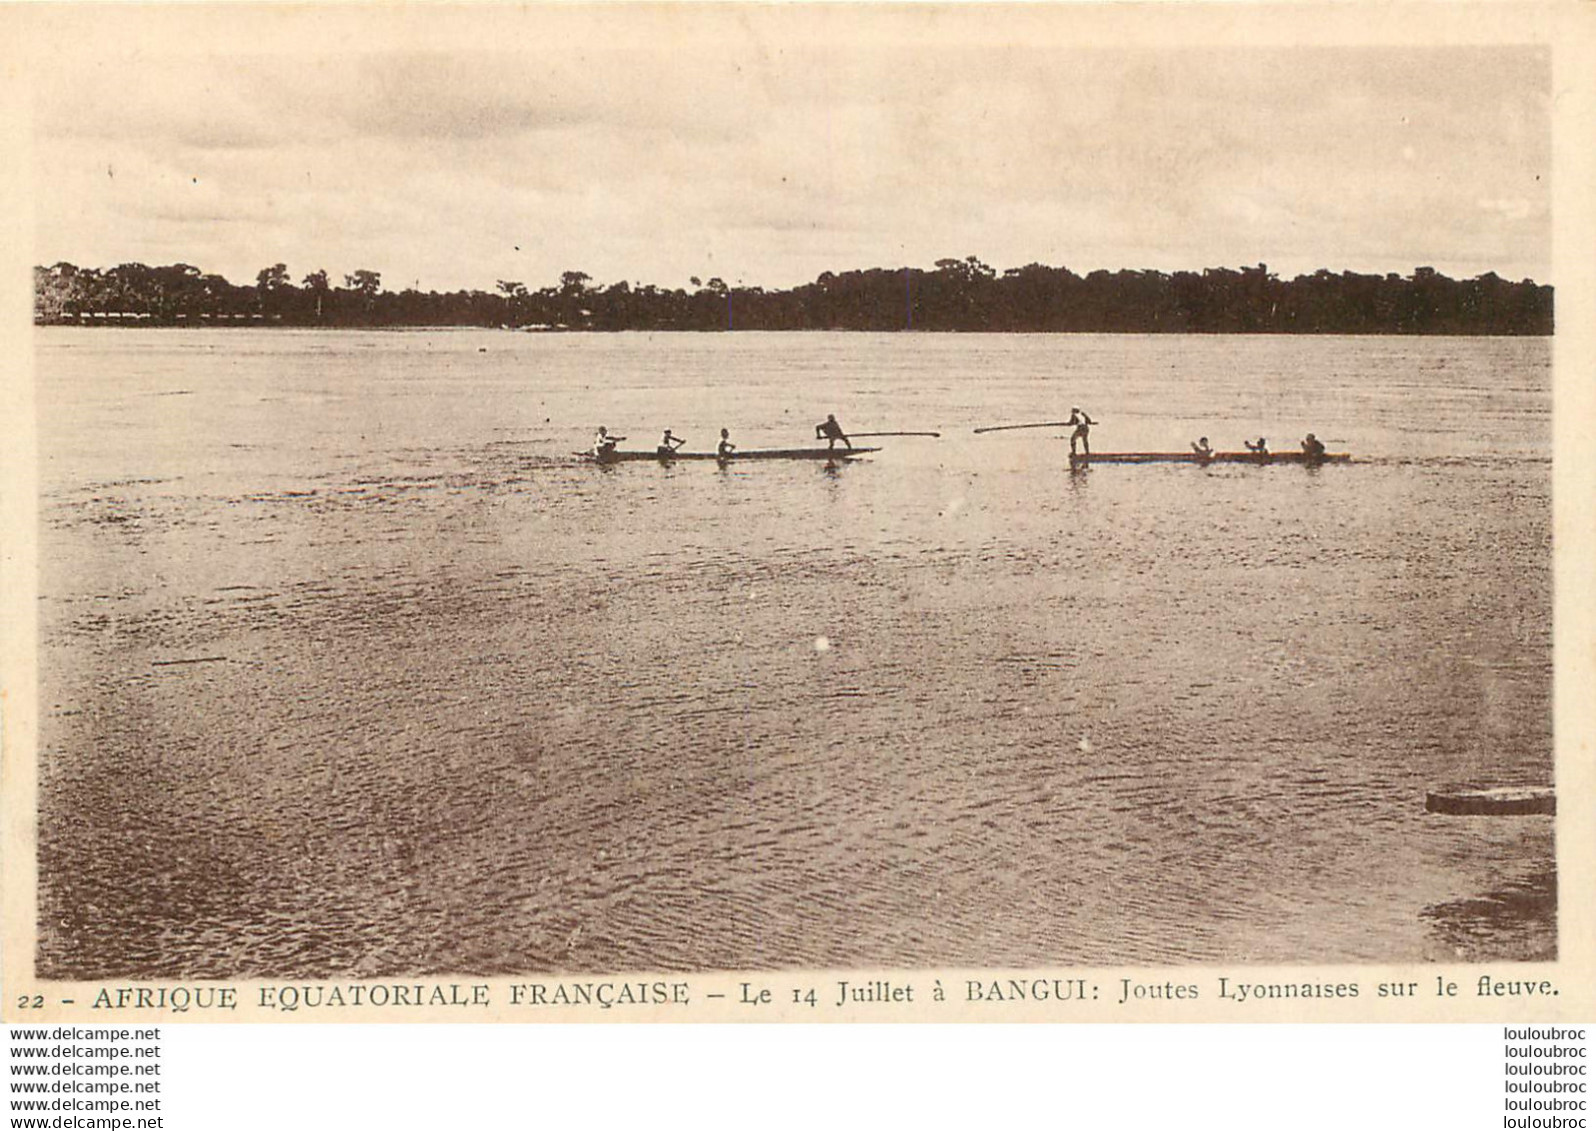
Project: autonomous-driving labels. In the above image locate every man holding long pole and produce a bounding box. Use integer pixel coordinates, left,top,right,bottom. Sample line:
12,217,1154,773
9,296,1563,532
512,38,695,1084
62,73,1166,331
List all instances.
815,414,852,451
1068,407,1096,457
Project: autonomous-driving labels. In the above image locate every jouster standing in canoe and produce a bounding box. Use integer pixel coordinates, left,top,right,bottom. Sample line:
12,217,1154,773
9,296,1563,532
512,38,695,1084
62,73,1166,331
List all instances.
815,414,852,451
1068,407,1096,456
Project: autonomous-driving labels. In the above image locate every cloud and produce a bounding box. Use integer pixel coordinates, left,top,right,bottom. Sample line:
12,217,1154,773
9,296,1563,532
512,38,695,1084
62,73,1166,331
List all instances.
28,34,1554,291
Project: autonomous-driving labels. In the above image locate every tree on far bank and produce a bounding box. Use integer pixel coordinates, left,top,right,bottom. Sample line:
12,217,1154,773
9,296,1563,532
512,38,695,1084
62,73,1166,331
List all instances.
256,263,292,318
300,270,330,319
257,263,290,291
345,270,382,297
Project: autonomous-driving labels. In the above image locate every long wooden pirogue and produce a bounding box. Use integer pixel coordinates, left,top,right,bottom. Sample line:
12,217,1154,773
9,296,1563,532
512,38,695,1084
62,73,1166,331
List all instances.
579,446,880,464
1068,450,1351,465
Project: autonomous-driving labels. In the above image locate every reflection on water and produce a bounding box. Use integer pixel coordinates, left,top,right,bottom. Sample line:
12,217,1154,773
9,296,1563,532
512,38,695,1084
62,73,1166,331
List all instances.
33,329,1553,978
1421,864,1556,962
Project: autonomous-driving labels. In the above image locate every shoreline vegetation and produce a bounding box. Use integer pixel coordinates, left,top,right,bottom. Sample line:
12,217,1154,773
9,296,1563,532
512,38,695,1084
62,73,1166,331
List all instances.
34,257,1552,334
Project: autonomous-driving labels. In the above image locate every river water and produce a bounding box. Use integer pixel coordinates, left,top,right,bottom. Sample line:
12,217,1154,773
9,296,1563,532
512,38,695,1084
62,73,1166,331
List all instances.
32,328,1553,978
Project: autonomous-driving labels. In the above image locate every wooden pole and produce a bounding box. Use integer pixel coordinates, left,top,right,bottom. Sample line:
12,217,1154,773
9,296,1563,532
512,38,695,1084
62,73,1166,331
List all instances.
972,420,1081,434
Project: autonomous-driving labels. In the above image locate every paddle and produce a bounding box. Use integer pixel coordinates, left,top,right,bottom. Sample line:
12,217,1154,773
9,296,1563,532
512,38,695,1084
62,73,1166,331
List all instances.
973,420,1094,434
849,431,941,439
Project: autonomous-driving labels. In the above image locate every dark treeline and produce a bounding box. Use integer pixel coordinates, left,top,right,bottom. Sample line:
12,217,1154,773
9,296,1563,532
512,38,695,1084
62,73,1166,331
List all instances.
34,256,1552,334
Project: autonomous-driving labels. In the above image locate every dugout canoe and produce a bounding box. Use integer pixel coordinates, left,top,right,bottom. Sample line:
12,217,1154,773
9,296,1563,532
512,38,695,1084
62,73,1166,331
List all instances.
1066,451,1351,465
579,446,880,464
1425,786,1555,816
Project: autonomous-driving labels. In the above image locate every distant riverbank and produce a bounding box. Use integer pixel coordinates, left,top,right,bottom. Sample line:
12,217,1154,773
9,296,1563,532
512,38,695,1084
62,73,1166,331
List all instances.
35,258,1553,335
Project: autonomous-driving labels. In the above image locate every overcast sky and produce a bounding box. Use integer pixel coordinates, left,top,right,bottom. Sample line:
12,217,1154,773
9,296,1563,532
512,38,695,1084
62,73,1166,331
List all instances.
25,8,1551,293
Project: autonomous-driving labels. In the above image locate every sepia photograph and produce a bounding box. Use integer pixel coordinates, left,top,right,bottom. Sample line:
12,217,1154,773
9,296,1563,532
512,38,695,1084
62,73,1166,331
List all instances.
3,3,1591,1027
